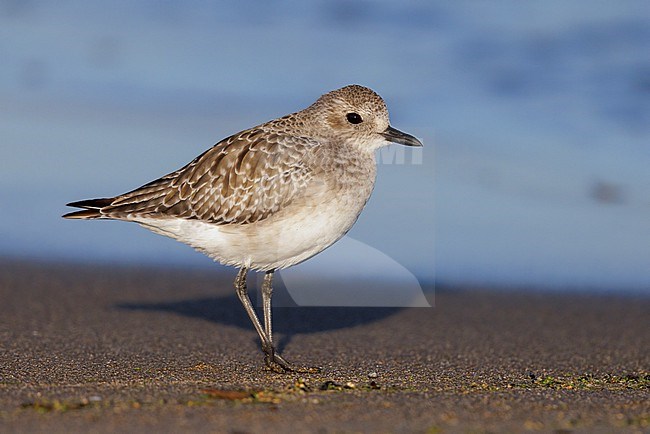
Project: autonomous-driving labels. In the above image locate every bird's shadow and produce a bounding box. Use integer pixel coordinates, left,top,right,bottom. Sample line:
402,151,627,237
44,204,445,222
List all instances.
115,275,402,353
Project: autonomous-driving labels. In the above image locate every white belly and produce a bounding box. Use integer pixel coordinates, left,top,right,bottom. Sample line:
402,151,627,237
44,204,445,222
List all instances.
135,189,368,271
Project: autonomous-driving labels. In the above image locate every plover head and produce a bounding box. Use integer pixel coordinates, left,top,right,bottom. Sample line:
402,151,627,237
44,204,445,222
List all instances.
302,84,423,151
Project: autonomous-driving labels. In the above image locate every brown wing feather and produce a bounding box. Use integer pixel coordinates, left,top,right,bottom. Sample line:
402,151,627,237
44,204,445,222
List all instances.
100,128,316,225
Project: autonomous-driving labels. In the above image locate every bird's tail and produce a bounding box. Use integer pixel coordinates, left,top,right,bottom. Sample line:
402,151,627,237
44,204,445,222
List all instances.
63,198,113,219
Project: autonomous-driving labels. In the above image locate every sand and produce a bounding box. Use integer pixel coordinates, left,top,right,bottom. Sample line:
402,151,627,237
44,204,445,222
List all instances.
0,259,648,433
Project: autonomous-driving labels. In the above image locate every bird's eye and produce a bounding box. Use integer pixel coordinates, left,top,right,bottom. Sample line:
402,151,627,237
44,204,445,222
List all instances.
346,112,363,124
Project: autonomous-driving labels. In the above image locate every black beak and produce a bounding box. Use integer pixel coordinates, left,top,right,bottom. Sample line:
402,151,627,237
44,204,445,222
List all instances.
381,126,423,147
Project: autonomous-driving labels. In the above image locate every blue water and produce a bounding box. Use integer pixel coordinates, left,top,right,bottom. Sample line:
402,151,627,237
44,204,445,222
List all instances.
1,1,649,291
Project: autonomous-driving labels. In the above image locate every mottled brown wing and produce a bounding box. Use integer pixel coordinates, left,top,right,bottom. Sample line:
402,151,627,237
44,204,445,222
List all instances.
101,128,317,224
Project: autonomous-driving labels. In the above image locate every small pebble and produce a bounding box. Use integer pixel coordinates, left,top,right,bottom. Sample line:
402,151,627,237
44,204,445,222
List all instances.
368,372,378,379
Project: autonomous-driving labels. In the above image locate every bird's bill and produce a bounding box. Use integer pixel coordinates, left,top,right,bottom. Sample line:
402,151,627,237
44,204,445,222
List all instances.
381,126,423,147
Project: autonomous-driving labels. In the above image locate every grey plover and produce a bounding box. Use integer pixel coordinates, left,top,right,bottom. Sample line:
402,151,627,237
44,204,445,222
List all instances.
64,85,422,372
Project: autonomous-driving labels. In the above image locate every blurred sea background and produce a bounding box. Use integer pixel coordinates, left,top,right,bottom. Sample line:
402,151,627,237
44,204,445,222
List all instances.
1,1,648,293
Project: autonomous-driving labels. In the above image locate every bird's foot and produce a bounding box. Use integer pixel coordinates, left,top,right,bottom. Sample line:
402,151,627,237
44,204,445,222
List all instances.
264,352,321,374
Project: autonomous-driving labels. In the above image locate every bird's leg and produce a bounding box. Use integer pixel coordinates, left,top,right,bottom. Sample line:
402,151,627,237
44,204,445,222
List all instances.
234,267,269,352
260,270,283,370
261,270,274,343
261,271,296,371
234,267,304,373
260,270,320,373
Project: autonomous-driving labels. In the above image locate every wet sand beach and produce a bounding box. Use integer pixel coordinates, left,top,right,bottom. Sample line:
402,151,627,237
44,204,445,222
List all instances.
0,259,648,433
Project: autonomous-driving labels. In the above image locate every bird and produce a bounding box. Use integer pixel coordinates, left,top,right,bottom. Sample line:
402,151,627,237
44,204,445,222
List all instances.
63,84,423,373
